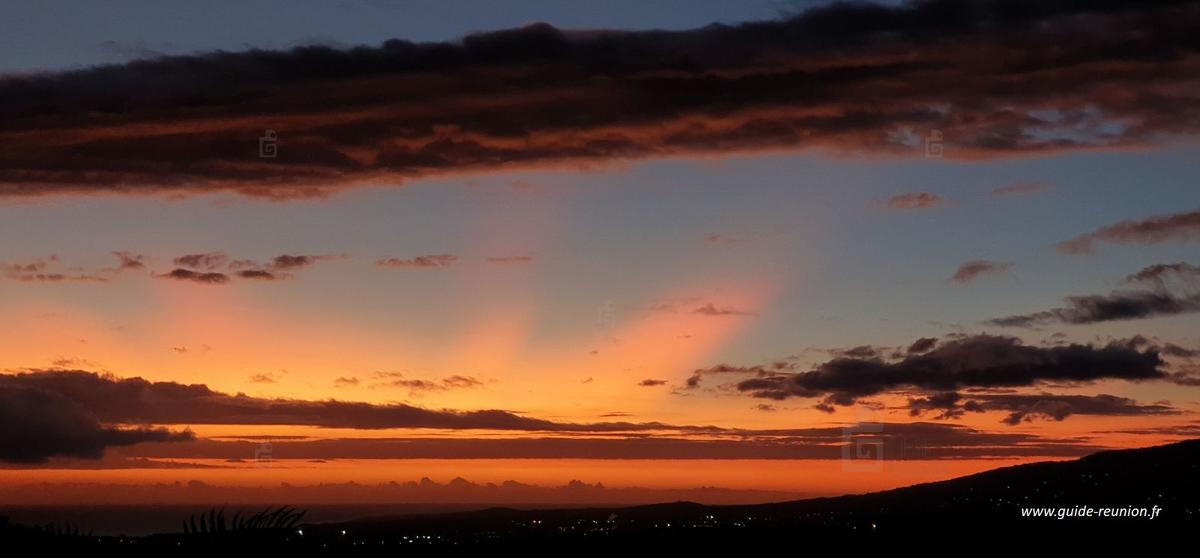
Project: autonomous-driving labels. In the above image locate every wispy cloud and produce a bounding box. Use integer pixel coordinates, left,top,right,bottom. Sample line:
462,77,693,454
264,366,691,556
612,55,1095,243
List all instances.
1,255,108,283
987,262,1200,327
377,254,458,269
1058,209,1200,254
704,233,749,245
885,192,943,210
948,260,1013,284
173,252,229,270
109,251,147,271
693,303,753,317
160,252,339,284
158,268,230,284
371,372,485,394
991,181,1050,197
247,373,279,384
486,255,534,264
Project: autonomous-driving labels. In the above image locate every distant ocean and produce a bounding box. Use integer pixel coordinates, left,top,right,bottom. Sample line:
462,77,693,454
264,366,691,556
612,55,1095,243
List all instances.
0,504,528,536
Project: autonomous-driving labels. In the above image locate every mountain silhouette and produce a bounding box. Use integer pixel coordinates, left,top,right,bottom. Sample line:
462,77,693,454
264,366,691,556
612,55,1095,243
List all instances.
309,438,1198,548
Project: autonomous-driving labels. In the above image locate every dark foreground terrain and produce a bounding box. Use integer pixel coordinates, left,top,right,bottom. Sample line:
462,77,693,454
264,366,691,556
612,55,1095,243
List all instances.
3,439,1197,551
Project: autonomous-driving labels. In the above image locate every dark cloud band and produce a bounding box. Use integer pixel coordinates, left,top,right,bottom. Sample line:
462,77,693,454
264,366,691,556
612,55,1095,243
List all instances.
908,392,1179,424
0,370,719,433
2,0,1199,199
988,262,1200,326
690,335,1173,419
123,422,1100,461
0,385,192,463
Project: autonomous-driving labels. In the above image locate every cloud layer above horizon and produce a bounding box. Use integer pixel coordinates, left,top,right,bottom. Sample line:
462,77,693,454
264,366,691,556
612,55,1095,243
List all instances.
0,367,1146,463
689,334,1193,422
2,0,1200,199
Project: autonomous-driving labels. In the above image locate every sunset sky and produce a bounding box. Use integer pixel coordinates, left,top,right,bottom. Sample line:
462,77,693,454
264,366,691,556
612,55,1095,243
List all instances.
2,0,1199,505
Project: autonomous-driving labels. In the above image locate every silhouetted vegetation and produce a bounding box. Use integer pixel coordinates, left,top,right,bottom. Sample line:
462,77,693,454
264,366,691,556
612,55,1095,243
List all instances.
182,505,306,535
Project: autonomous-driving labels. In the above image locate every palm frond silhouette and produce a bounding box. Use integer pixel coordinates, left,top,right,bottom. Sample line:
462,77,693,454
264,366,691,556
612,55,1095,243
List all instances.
182,506,306,535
